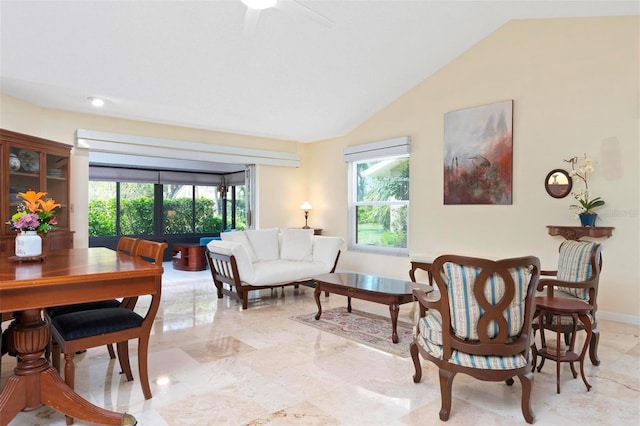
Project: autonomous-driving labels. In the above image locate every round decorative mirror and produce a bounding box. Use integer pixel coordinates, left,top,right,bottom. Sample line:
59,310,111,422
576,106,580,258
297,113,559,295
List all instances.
545,169,573,198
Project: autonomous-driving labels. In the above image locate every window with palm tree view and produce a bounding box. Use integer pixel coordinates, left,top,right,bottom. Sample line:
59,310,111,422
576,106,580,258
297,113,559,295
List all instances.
350,155,409,254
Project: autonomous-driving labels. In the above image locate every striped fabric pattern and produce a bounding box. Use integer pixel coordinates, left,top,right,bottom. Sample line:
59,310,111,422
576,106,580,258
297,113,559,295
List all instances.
443,263,531,341
415,330,528,370
556,240,597,301
448,350,528,369
417,310,443,345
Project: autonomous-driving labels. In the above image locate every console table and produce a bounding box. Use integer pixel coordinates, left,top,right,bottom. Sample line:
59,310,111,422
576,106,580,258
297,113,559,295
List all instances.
546,225,614,241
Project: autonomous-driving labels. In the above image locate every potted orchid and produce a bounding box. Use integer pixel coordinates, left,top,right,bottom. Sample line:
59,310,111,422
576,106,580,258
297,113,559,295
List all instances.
7,190,60,257
566,154,605,227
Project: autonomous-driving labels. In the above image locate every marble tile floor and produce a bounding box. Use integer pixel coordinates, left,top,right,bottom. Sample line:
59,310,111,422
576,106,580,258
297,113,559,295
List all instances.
2,263,639,425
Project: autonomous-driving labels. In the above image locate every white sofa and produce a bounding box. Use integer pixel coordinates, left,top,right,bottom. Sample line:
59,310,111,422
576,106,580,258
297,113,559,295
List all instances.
206,228,343,309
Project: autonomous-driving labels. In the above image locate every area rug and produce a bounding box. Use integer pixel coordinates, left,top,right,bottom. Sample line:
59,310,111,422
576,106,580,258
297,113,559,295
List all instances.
291,307,414,358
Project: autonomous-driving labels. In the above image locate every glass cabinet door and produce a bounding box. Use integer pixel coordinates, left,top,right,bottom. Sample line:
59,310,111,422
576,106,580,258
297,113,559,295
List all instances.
46,153,69,228
8,147,42,209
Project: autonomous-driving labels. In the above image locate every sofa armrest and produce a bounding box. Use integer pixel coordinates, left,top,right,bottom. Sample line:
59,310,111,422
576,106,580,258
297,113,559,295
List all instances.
207,240,255,284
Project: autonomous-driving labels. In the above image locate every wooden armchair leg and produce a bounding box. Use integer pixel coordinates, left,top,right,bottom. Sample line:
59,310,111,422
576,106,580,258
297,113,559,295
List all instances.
410,342,422,383
63,351,76,425
518,372,535,424
589,329,601,366
107,343,116,359
116,341,133,381
137,336,152,400
438,369,456,421
52,341,61,372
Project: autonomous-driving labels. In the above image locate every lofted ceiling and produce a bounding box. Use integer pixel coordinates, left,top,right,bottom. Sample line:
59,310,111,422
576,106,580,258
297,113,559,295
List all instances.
1,1,638,143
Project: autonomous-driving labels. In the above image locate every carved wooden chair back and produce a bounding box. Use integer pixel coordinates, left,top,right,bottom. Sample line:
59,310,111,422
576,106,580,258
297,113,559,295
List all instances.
117,236,140,256
411,254,540,424
50,239,167,423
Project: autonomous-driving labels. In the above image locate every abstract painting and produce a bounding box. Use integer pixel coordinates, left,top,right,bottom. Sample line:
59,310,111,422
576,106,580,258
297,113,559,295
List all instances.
443,100,513,205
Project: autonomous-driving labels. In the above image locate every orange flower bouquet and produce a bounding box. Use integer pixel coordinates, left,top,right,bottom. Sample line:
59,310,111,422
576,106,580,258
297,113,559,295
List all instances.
7,190,60,234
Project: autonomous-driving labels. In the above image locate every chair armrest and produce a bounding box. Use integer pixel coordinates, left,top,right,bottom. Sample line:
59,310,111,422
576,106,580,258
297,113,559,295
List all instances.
537,276,598,292
541,269,557,276
413,288,442,317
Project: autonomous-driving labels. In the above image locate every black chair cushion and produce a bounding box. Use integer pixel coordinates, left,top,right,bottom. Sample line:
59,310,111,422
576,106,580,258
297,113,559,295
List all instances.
46,299,121,318
52,308,143,341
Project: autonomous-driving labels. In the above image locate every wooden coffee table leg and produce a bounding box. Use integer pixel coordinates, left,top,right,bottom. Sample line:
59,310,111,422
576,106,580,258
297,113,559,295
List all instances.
314,284,323,320
389,301,400,344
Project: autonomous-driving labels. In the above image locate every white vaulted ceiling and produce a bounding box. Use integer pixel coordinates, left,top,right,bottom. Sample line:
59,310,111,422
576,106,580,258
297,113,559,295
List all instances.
1,1,637,142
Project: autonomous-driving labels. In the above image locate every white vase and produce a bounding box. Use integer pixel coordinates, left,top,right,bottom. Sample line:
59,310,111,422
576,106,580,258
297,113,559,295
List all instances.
15,231,42,257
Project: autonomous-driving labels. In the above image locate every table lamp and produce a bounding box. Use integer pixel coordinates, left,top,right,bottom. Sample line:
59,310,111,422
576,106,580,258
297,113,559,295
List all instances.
300,201,312,229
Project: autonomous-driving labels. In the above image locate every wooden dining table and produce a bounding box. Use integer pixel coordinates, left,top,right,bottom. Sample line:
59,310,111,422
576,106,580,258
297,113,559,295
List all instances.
0,247,163,426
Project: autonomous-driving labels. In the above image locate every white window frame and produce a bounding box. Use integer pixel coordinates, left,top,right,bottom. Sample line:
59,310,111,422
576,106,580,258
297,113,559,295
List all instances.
347,153,410,256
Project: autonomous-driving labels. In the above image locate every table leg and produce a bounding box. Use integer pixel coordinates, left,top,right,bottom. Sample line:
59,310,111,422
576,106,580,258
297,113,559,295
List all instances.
347,296,352,313
0,309,136,426
578,313,593,391
556,314,561,394
314,284,322,320
568,314,578,379
389,302,400,344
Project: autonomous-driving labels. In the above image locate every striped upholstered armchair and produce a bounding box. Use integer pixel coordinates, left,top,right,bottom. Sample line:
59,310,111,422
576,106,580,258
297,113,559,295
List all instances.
410,255,541,424
535,240,603,365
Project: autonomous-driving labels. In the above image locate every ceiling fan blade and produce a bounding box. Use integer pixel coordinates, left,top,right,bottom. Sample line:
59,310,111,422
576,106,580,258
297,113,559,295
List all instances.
279,0,335,28
243,8,261,36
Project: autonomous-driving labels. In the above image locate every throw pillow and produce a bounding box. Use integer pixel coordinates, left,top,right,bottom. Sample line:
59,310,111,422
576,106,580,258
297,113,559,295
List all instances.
280,229,314,261
221,231,258,263
245,228,280,261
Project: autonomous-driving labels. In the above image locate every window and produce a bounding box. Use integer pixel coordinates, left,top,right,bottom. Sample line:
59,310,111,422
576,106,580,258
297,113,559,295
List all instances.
88,167,247,251
344,137,410,255
349,155,409,255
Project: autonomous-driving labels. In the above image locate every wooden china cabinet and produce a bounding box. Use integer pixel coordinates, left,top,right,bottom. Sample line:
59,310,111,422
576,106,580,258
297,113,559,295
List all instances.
1,129,74,254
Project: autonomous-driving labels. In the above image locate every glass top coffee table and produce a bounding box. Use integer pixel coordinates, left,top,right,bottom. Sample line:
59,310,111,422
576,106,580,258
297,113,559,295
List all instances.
313,272,433,344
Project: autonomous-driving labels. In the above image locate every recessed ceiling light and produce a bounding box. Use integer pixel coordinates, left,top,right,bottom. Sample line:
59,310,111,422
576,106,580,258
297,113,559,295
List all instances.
88,97,105,107
241,0,277,10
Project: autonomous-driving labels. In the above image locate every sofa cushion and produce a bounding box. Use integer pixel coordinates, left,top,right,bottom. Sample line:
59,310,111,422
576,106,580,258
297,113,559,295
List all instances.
221,231,258,263
312,236,344,268
249,260,331,286
245,228,280,261
280,229,314,261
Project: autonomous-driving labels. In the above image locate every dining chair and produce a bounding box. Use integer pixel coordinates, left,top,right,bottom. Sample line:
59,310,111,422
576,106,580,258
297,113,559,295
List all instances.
45,237,141,360
534,240,603,365
410,254,541,424
50,239,167,424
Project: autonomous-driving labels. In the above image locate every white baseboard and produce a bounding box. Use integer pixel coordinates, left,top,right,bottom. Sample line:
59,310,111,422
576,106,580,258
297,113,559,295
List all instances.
598,310,640,325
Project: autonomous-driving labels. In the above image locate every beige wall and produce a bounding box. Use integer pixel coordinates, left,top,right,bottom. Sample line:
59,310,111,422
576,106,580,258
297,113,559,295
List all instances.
1,16,638,322
0,95,308,245
309,16,639,322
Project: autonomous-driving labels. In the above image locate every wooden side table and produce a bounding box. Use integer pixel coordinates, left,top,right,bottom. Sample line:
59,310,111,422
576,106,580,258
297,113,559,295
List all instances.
533,296,593,394
172,243,206,271
409,258,434,284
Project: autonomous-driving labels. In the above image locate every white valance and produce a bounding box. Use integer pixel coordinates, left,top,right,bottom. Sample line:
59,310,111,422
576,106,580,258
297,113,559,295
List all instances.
343,136,411,162
76,129,300,168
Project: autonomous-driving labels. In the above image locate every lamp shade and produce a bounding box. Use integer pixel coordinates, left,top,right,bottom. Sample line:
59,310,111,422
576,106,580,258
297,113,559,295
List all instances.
300,201,312,211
